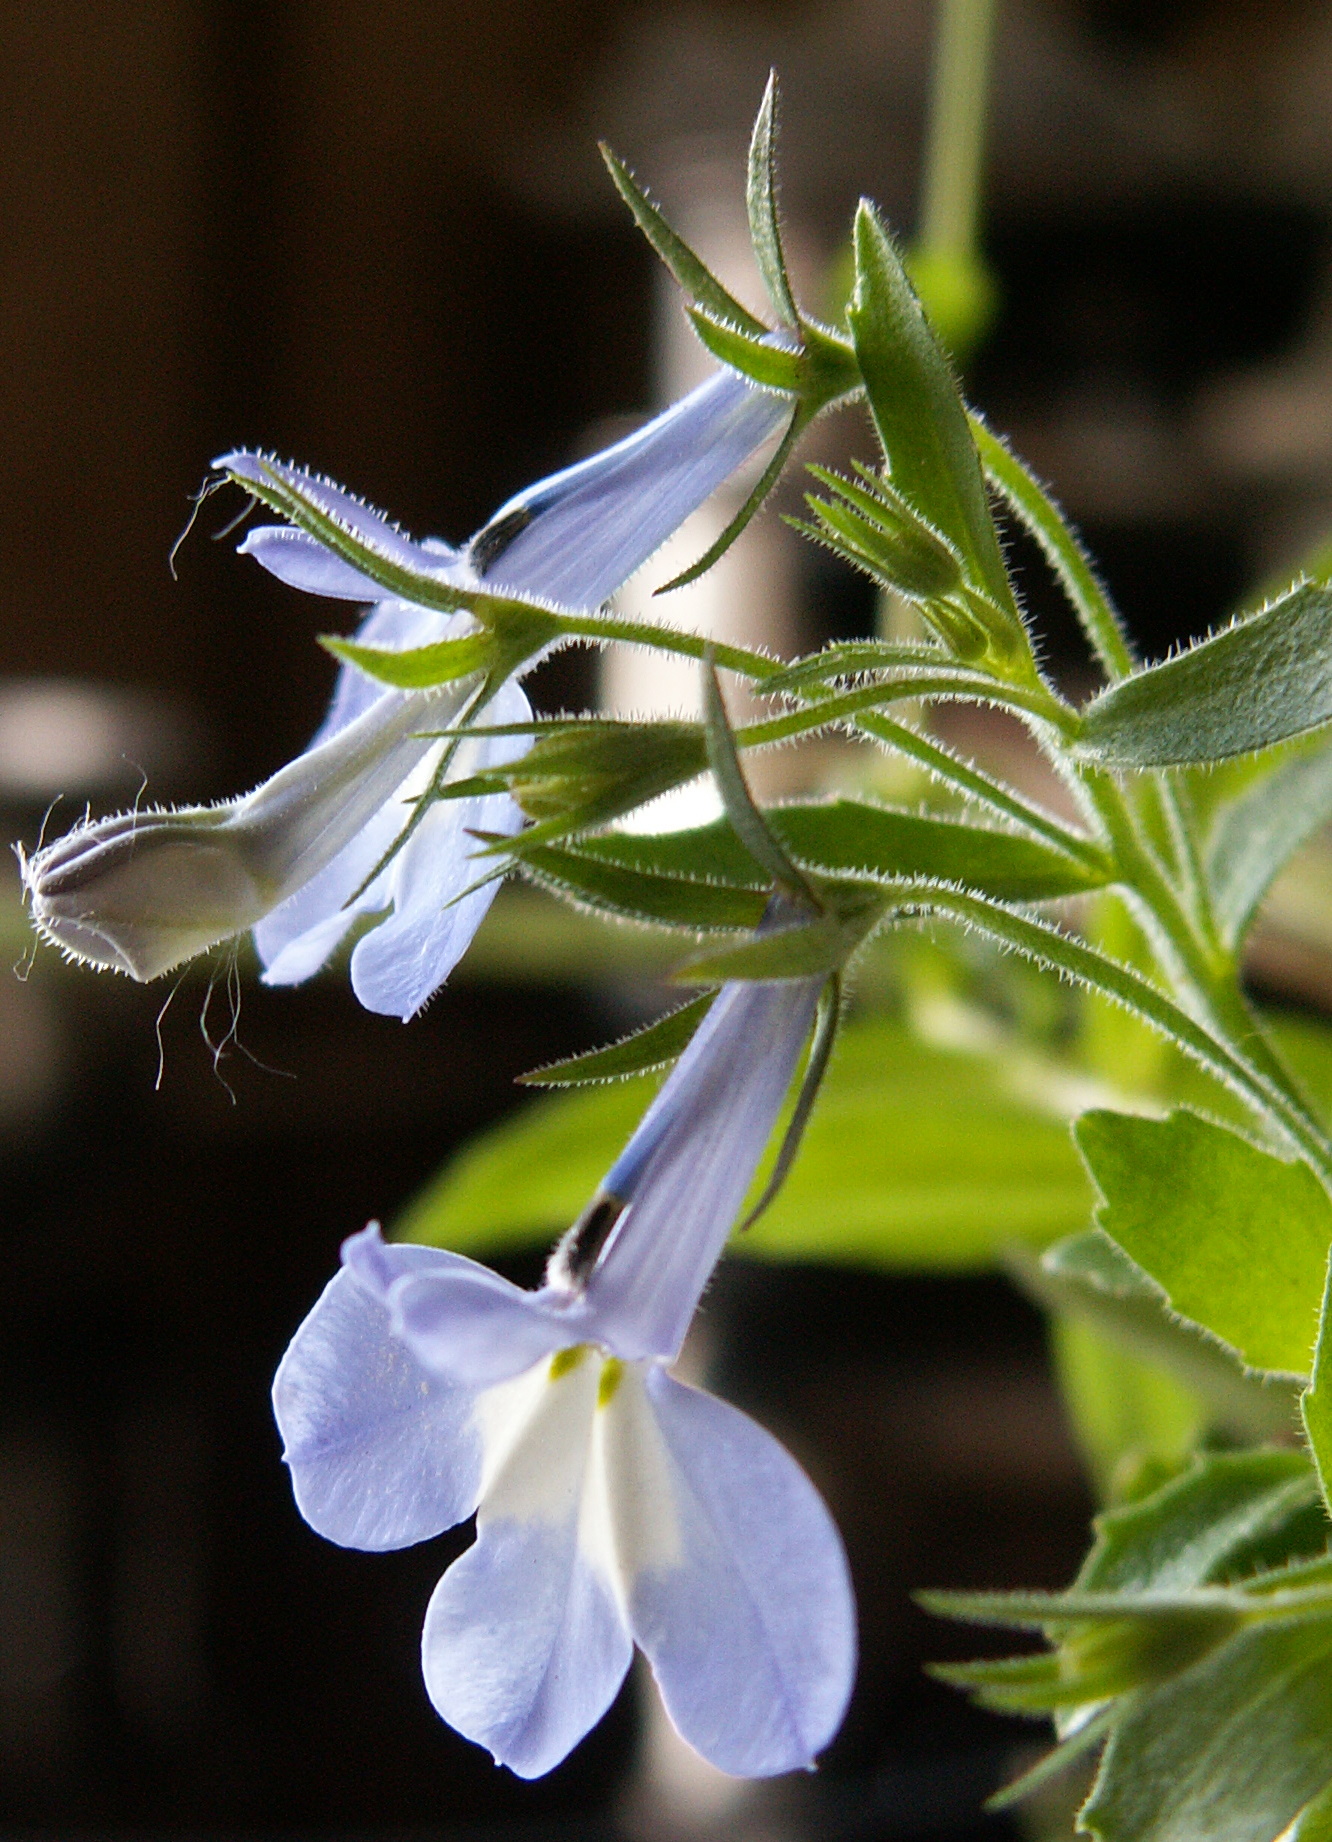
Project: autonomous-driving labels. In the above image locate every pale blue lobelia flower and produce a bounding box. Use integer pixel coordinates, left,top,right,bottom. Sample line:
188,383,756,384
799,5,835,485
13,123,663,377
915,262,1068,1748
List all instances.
273,970,856,1779
219,366,791,1019
21,369,790,1017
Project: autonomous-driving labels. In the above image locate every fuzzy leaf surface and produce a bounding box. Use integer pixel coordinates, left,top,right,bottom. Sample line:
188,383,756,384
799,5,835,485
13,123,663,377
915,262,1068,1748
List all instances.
1075,582,1332,768
1075,1109,1332,1377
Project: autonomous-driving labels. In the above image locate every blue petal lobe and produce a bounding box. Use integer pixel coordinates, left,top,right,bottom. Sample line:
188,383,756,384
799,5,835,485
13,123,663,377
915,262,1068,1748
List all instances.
628,1368,856,1776
239,525,389,600
343,1225,572,1389
218,451,446,573
272,1254,483,1551
475,371,789,609
348,678,532,1020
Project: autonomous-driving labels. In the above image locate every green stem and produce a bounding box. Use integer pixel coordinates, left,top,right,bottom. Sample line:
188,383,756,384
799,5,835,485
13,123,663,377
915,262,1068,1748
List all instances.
1081,769,1332,1179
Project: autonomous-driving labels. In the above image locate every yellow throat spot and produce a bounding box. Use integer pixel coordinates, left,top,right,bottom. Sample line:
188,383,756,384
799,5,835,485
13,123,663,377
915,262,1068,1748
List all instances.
597,1358,624,1408
548,1345,587,1382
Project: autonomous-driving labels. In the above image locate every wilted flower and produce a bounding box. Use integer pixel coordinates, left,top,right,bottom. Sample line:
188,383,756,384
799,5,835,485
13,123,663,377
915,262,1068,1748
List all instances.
21,367,791,1017
273,972,856,1778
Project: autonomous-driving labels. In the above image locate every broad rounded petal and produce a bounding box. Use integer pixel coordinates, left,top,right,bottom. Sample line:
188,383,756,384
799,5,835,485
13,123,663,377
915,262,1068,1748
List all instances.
473,371,790,609
348,679,534,1020
272,1259,483,1551
342,1224,572,1389
239,525,389,600
422,1356,632,1777
622,1369,856,1777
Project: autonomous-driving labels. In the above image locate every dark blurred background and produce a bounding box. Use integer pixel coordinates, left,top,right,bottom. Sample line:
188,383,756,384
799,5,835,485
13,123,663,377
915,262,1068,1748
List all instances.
5,1,1332,1836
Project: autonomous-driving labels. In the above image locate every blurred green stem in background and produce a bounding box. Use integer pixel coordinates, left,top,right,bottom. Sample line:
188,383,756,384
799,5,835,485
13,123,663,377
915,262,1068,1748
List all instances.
909,0,1000,363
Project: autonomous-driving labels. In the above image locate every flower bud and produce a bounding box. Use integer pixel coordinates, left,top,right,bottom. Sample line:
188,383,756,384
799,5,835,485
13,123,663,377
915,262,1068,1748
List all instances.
21,684,447,980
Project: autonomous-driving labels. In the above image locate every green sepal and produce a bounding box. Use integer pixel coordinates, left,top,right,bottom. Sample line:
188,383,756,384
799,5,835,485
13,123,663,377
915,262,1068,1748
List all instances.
702,652,822,911
686,308,804,392
1074,581,1332,768
518,993,716,1087
598,142,767,336
740,973,839,1231
321,630,496,689
1075,1108,1332,1378
848,201,1019,633
655,406,804,595
745,72,798,325
673,891,884,983
458,720,708,843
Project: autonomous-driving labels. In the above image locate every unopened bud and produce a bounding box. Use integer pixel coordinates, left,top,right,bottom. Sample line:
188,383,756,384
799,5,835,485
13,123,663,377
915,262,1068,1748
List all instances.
21,684,451,980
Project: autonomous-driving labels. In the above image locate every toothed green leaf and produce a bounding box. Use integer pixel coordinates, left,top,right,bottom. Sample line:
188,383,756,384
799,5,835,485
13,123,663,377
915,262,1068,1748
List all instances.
1075,1109,1332,1378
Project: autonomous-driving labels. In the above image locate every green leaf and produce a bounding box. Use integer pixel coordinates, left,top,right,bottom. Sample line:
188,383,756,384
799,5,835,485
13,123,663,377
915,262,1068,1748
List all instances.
1287,1776,1332,1842
598,143,767,336
1081,1615,1332,1842
1301,1273,1332,1514
1075,582,1332,768
673,905,879,983
321,631,494,689
1077,1451,1325,1595
518,993,715,1087
553,821,763,888
1075,1109,1332,1377
745,72,798,325
394,1014,1095,1268
1207,730,1332,947
1011,1234,1299,1447
515,840,765,933
848,201,1016,622
1049,1314,1208,1500
685,308,804,391
767,799,1110,900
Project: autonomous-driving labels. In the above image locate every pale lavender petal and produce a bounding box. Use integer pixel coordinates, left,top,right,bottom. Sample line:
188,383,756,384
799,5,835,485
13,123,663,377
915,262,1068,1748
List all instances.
343,1225,570,1389
348,679,533,1021
217,450,444,573
239,525,390,601
628,1368,856,1776
423,1518,630,1778
272,1253,483,1551
473,370,791,608
583,977,821,1363
253,788,399,986
421,1355,632,1777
